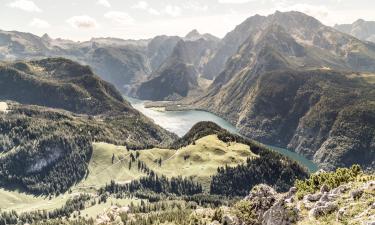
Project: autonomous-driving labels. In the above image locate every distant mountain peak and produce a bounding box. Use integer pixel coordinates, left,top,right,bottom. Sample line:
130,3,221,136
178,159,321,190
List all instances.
354,18,365,24
41,33,52,41
185,29,201,39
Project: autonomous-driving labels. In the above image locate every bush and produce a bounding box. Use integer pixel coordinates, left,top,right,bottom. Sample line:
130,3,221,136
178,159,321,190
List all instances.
295,164,362,199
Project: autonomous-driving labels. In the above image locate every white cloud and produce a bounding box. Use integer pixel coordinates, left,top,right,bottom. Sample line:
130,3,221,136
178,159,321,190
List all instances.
218,0,255,4
96,0,111,8
132,1,149,10
164,5,181,17
29,18,50,28
147,8,161,16
67,15,98,29
132,1,161,16
104,11,135,25
280,4,329,19
183,2,208,12
8,0,42,12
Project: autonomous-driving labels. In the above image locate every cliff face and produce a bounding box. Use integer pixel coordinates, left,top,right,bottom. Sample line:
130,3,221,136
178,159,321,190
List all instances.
186,11,375,171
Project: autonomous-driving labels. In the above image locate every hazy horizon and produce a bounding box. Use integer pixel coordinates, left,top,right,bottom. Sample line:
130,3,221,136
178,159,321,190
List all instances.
1,0,375,41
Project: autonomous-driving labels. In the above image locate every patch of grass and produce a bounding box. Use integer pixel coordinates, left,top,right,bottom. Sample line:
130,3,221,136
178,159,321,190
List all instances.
134,135,256,188
74,142,147,190
0,188,69,212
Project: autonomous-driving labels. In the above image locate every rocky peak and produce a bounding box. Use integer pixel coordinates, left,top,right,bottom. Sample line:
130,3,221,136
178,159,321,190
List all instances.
41,33,52,42
185,29,201,39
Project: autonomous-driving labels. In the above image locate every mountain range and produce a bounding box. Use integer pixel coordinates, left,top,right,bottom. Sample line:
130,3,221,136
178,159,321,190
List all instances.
164,11,375,171
0,11,374,172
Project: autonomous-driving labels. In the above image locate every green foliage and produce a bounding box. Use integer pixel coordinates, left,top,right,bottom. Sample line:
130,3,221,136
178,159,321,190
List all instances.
295,164,362,199
233,200,258,225
210,148,308,196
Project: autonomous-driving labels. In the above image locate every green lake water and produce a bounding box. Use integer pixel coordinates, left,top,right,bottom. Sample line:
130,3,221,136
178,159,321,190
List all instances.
126,96,318,173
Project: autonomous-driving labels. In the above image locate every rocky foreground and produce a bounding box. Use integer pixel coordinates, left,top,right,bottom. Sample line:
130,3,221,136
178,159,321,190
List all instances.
94,166,374,225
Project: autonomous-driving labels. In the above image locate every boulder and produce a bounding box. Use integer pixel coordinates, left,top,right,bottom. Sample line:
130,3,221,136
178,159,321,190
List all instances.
309,202,338,218
364,181,375,192
331,185,349,195
262,198,299,225
304,193,322,202
320,184,330,193
222,214,239,225
350,189,364,200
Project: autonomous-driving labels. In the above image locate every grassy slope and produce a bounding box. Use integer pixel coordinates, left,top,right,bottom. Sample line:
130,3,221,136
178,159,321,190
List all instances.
74,142,146,190
0,188,69,212
136,135,256,179
0,134,255,213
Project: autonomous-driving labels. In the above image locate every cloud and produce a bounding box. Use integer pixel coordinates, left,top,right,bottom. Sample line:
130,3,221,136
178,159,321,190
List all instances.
96,0,111,8
104,11,135,25
67,15,98,29
7,0,42,12
132,1,149,10
275,4,329,21
132,1,161,16
29,18,50,28
218,0,255,4
183,2,208,12
164,5,181,17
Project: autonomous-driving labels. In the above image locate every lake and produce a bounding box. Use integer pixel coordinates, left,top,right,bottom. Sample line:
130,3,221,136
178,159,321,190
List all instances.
126,96,318,173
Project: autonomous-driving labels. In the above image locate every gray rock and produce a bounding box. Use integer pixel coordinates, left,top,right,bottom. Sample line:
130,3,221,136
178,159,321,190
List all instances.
336,207,347,222
262,198,299,225
364,181,375,192
319,192,329,202
350,189,364,200
331,185,349,194
320,184,330,193
209,221,221,225
305,193,322,202
309,202,338,218
222,214,238,225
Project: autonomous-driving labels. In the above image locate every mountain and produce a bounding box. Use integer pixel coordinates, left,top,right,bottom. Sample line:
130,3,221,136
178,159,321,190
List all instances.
203,12,375,80
136,37,218,100
177,11,375,171
0,58,178,194
335,19,375,43
0,58,132,114
184,29,220,42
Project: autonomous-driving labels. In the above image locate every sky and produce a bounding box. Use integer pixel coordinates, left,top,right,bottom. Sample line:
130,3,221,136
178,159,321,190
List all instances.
1,0,375,41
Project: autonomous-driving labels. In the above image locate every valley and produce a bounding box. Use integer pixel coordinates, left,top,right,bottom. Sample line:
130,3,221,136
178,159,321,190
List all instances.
126,96,318,172
0,4,374,224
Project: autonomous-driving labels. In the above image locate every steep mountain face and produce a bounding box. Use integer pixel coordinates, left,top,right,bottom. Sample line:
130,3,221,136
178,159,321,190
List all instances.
83,45,150,94
203,11,375,80
146,35,181,72
187,11,375,170
136,37,217,100
335,19,375,43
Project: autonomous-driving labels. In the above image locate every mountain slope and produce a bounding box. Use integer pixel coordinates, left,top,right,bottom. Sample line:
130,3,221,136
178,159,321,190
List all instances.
0,58,132,115
0,58,178,195
136,38,217,100
183,11,375,171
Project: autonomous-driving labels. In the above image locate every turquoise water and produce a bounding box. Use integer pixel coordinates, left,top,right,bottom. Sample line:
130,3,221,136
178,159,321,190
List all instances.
126,97,318,173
